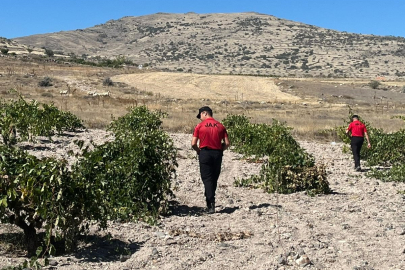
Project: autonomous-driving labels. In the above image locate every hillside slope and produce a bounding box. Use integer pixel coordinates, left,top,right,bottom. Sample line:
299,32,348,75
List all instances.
12,12,405,79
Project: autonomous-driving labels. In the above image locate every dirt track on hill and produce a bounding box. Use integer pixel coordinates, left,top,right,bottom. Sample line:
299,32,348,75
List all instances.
0,131,404,270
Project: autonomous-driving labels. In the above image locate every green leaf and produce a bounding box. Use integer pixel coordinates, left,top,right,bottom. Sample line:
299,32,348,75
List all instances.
35,246,43,257
1,196,8,207
56,190,62,201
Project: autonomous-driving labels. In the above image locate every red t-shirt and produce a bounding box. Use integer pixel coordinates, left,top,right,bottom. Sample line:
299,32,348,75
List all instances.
193,118,228,150
347,120,367,137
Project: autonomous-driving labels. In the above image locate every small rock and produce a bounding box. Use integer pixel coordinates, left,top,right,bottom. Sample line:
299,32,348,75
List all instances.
152,247,159,256
277,255,287,265
397,228,405,235
296,255,311,267
48,260,58,266
166,239,177,245
154,231,166,239
219,242,230,248
227,198,234,205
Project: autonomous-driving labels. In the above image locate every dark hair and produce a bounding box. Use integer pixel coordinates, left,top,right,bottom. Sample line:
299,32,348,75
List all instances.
197,106,213,119
352,115,359,119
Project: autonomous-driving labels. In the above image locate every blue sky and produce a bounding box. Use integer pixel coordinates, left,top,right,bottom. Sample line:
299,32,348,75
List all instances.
2,0,405,39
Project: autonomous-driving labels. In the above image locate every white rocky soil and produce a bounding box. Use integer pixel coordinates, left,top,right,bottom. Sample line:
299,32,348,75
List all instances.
1,131,404,270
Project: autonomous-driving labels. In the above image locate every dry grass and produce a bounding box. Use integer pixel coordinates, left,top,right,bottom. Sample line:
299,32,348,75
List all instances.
1,58,405,141
112,72,300,102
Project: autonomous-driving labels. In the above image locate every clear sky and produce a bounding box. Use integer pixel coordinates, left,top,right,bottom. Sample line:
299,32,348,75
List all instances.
1,0,405,39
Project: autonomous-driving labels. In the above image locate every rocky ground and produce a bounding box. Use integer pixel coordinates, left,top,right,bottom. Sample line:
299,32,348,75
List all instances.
0,130,404,270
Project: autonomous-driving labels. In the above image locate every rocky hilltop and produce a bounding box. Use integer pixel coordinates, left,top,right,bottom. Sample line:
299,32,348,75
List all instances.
11,12,405,78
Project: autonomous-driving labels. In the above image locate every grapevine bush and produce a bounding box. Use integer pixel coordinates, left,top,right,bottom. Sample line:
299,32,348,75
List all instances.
0,145,107,256
337,110,405,182
0,92,84,145
223,115,330,195
76,106,177,222
0,102,177,261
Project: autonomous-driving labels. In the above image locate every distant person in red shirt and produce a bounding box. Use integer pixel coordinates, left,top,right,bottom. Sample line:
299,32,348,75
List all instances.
191,106,230,214
346,115,371,171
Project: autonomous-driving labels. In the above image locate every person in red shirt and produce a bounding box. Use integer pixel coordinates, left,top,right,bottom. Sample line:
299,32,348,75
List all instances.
346,115,371,171
191,106,230,214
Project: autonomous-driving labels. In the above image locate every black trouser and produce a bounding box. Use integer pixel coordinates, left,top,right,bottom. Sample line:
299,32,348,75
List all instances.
351,136,364,168
199,148,223,205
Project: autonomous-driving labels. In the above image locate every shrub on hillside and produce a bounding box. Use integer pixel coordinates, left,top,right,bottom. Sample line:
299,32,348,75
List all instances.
44,48,54,57
368,80,381,89
102,77,114,86
38,77,53,87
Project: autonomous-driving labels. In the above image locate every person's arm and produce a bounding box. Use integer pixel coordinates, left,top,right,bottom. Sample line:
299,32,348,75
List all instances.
364,131,371,148
345,129,351,138
191,136,200,155
222,136,230,151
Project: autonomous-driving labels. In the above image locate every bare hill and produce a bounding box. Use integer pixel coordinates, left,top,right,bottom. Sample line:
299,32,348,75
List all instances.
12,12,405,79
0,37,44,56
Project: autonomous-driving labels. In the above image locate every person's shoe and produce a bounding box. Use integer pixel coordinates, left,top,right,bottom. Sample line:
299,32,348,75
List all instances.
207,202,215,214
355,166,362,172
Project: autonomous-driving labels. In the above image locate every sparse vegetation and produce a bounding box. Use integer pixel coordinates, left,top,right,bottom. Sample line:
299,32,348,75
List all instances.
102,77,114,86
38,77,53,87
67,55,136,68
368,80,381,89
44,48,54,57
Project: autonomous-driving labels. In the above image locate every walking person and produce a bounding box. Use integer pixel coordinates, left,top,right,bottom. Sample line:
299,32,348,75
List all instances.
346,115,371,171
191,106,230,213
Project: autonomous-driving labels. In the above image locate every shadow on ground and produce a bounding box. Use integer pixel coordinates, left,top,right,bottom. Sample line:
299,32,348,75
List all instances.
249,203,282,210
168,201,205,216
217,206,240,214
74,235,143,263
0,232,27,257
0,231,142,263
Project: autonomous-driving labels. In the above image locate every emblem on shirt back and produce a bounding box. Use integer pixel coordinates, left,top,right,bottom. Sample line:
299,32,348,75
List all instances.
205,123,218,127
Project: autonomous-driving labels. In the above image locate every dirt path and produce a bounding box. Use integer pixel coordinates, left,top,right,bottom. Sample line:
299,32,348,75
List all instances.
0,131,404,270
